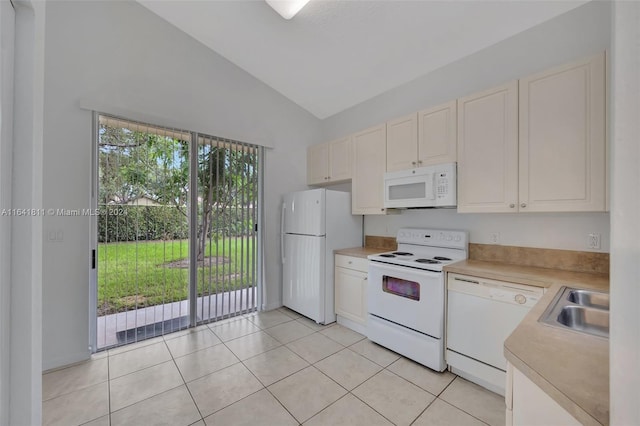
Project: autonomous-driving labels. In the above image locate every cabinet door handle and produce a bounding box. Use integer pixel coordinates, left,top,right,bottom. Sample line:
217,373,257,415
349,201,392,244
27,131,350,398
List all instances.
509,203,515,208
364,277,368,280
418,160,423,165
411,161,417,166
520,203,527,208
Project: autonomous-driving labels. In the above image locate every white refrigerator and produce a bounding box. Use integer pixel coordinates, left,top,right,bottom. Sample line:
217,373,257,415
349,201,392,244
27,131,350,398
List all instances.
281,189,362,324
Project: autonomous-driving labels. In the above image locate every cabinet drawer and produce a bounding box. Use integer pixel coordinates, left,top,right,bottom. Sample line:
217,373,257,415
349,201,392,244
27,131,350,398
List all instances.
335,254,369,272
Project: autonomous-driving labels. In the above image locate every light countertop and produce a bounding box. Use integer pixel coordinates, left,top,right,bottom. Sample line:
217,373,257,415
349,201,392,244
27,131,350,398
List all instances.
445,260,609,425
334,246,386,258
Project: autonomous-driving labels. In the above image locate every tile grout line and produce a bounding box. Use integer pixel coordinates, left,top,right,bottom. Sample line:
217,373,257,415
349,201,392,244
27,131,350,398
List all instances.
165,337,207,424
41,372,110,403
434,397,493,426
408,394,438,426
108,383,191,421
106,314,254,422
298,362,380,424
107,352,174,381
201,314,300,423
106,338,187,418
226,312,340,424
234,354,302,425
266,317,368,425
347,357,450,426
345,380,401,425
47,309,502,426
437,374,457,397
436,376,495,426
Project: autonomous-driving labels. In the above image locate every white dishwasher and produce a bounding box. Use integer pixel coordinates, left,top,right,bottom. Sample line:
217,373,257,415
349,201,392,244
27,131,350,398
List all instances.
446,273,544,396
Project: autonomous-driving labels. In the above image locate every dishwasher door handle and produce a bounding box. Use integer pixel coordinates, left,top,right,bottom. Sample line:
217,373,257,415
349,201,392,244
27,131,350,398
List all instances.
454,277,479,285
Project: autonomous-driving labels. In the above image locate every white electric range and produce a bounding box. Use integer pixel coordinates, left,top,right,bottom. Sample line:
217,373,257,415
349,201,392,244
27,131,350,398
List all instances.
367,228,468,372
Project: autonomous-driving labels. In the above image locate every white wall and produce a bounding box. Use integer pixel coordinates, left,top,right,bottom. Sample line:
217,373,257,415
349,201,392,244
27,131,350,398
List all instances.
0,2,15,425
366,210,609,252
42,0,319,369
610,1,640,424
9,0,45,424
0,1,14,423
321,1,611,253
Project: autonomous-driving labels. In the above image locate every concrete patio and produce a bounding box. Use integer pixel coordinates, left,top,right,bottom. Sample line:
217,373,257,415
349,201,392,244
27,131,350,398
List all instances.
96,287,257,350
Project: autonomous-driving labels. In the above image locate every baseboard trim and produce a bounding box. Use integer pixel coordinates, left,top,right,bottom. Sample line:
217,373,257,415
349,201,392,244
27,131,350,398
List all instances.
43,351,91,373
262,301,282,311
336,315,367,335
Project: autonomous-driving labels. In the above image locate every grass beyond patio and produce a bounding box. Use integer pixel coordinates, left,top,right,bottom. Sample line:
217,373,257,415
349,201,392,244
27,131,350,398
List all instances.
97,238,255,315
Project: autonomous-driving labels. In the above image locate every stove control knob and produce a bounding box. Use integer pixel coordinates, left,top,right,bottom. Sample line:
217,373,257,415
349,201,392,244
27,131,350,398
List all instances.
454,235,461,242
446,235,452,241
515,294,527,304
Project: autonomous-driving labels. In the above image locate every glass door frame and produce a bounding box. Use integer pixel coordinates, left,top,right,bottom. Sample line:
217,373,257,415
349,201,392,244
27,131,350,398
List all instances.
89,112,264,353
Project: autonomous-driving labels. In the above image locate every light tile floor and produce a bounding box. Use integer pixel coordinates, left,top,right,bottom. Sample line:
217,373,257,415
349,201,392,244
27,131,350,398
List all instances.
43,308,506,426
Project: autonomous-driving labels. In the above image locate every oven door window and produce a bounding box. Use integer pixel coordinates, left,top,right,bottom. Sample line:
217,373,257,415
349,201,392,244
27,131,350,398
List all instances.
382,275,420,301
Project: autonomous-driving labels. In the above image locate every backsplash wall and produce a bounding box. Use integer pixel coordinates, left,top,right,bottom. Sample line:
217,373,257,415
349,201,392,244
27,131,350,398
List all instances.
365,209,610,253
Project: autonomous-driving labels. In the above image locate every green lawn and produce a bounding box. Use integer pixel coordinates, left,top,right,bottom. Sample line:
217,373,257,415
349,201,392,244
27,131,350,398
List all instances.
97,238,256,315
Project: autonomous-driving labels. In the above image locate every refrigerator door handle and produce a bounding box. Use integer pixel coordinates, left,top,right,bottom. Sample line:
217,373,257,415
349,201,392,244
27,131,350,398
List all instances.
281,202,286,264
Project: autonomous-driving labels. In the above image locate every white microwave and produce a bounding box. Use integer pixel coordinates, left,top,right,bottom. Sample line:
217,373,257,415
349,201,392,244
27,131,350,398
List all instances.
383,163,457,208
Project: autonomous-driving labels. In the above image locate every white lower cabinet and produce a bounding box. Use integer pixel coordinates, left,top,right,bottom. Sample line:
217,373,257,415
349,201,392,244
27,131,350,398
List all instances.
506,362,581,426
334,254,368,335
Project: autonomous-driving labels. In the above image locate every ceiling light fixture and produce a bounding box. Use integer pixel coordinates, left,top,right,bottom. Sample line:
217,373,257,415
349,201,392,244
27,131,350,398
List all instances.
265,0,311,20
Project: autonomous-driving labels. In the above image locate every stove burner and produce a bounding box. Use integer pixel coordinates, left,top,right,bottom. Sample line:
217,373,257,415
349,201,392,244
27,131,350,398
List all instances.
433,256,452,261
379,254,396,258
392,252,413,256
415,258,441,264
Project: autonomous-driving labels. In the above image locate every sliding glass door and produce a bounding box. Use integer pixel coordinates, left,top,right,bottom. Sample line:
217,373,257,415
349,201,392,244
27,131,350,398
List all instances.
195,135,259,323
92,114,261,351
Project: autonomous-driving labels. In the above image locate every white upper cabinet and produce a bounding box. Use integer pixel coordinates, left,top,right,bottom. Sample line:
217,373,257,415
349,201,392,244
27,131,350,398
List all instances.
328,136,352,182
519,53,606,212
307,142,330,185
385,101,457,173
352,124,388,215
386,113,418,172
418,101,457,167
307,136,352,186
457,52,607,214
309,52,607,214
457,81,519,213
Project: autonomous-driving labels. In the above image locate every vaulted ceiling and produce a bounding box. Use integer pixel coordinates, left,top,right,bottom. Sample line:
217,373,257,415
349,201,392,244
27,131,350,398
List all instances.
138,0,588,119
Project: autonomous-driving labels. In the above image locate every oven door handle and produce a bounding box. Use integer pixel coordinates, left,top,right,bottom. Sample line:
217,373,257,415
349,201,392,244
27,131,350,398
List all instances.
369,261,443,279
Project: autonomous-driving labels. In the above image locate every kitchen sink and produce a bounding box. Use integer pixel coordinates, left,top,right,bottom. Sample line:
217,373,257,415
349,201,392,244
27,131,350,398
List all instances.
539,287,609,338
566,289,610,310
556,306,609,338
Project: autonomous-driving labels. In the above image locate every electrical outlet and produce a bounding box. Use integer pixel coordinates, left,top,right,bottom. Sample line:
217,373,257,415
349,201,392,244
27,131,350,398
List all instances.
588,233,601,250
489,232,500,244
